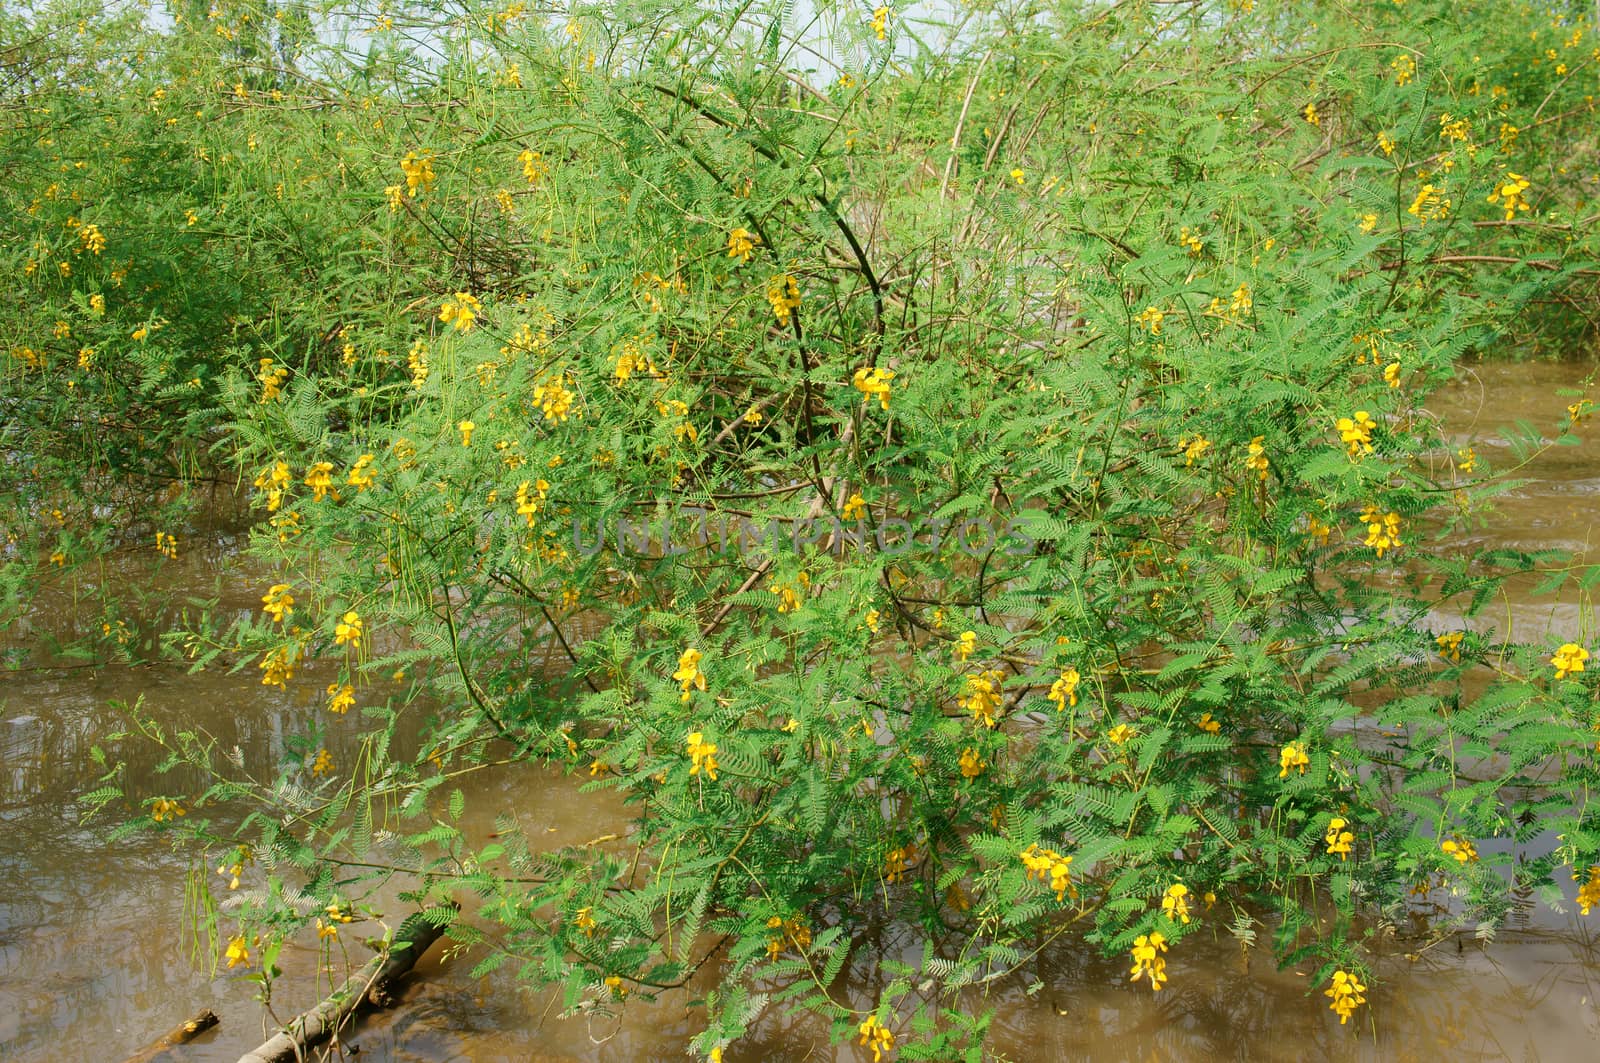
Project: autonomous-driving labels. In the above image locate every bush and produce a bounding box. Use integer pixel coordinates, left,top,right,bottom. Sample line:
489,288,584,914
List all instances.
30,0,1600,1056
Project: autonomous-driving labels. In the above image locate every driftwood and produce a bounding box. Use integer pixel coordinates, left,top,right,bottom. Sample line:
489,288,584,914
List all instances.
235,911,448,1063
120,1008,220,1063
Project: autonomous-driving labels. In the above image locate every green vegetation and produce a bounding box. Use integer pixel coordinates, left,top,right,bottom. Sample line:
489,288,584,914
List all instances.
8,0,1600,1055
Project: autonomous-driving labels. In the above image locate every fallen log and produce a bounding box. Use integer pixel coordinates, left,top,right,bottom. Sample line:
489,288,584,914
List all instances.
120,1008,220,1063
235,910,449,1063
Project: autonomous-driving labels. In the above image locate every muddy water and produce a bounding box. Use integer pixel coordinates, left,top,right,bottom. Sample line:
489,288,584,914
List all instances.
3,362,1599,1062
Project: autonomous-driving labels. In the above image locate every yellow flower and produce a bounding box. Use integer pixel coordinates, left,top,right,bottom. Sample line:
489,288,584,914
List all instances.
518,149,547,184
769,573,808,613
1178,226,1204,255
262,583,295,623
686,730,719,781
1020,843,1075,901
1552,643,1589,679
1107,723,1135,745
1129,932,1168,991
1569,399,1594,424
326,682,356,714
1162,883,1192,923
347,454,377,491
1047,667,1081,711
1303,101,1320,126
1377,131,1396,156
869,6,891,41
1486,171,1532,221
858,1014,894,1063
1325,817,1354,861
1009,167,1025,185
1442,837,1479,864
864,608,881,634
1196,712,1221,734
334,611,363,648
257,357,289,403
260,643,298,688
1576,866,1600,915
766,274,801,324
224,935,251,969
254,460,291,512
400,151,435,196
1457,447,1476,473
674,647,707,701
1135,305,1164,334
311,748,334,775
604,975,627,998
154,531,178,559
1360,505,1403,558
842,493,867,521
1178,434,1211,467
955,630,976,662
1383,361,1402,389
1336,410,1376,457
304,461,336,502
1245,436,1269,481
439,293,481,332
316,918,338,940
1391,53,1415,85
574,907,597,935
726,227,758,263
958,746,986,779
1324,970,1366,1024
1408,182,1450,223
1278,740,1309,778
959,670,1005,728
79,223,106,254
89,293,105,314
514,478,549,526
1437,631,1464,663
1358,213,1378,234
458,419,476,446
151,797,186,822
853,366,896,410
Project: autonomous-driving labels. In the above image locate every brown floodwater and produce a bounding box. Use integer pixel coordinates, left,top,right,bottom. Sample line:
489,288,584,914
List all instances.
2,362,1599,1062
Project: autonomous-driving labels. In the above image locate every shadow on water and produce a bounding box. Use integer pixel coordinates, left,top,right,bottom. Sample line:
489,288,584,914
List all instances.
3,362,1600,1061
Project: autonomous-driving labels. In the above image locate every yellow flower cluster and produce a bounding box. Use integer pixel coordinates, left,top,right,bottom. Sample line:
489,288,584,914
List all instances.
1552,642,1589,679
1324,970,1366,1024
1576,866,1600,915
1047,667,1080,710
1437,631,1464,662
1244,436,1269,480
1325,817,1354,861
884,843,917,883
1487,172,1531,221
1279,740,1309,778
765,915,811,959
1442,836,1479,864
260,643,298,689
1020,843,1075,901
532,375,576,422
858,1014,894,1063
958,746,986,779
770,572,809,613
1129,931,1168,991
305,461,337,501
154,531,177,559
262,583,294,622
79,222,106,254
1135,305,1164,334
1178,434,1211,467
258,357,288,403
766,274,801,324
959,669,1004,728
151,797,186,822
1107,723,1135,745
1360,505,1403,558
1178,226,1204,255
853,366,895,410
726,227,757,263
1161,882,1191,923
439,292,480,332
326,682,355,714
400,151,435,196
347,454,377,491
674,647,706,701
224,935,250,969
1408,182,1450,223
686,730,719,780
334,610,362,648
869,6,891,41
1336,410,1376,457
1391,53,1415,85
514,478,550,526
